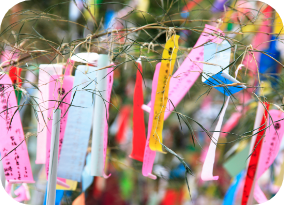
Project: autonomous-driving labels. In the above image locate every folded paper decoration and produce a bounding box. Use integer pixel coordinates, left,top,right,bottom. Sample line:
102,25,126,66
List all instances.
149,35,179,152
0,73,34,184
57,65,97,181
202,40,246,96
36,64,63,164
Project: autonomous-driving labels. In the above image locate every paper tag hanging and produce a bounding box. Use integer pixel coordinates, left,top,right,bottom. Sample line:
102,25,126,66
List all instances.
129,59,146,161
142,63,161,180
102,66,114,176
91,54,111,177
0,73,34,183
253,110,284,203
145,24,224,119
45,75,74,178
57,65,97,181
36,64,63,164
149,35,179,152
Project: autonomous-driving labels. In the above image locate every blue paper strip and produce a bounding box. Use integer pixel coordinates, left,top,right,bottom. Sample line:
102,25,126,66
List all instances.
223,171,244,205
57,65,97,181
43,188,64,205
204,72,245,96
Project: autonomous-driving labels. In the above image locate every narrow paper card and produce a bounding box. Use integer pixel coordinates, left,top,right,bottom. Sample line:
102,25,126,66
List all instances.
36,64,63,164
91,54,111,177
0,73,34,183
45,75,74,178
102,66,114,177
130,59,146,161
142,63,161,180
149,35,179,152
57,65,97,181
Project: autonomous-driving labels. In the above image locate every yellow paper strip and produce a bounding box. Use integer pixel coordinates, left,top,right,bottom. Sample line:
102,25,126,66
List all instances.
149,35,179,152
56,179,78,191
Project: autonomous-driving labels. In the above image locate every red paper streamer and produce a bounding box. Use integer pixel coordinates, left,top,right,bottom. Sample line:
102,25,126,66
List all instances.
9,66,22,86
160,189,184,205
182,0,204,12
241,102,270,205
115,105,132,143
129,61,146,162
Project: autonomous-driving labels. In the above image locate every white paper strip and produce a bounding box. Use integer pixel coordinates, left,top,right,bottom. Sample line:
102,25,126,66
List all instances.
91,54,109,176
46,109,61,205
201,96,230,180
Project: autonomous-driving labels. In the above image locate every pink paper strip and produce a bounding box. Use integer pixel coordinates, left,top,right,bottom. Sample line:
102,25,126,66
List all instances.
253,110,284,203
36,64,63,164
45,75,74,178
142,63,161,180
0,73,34,183
146,25,224,119
102,66,114,178
13,183,30,202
